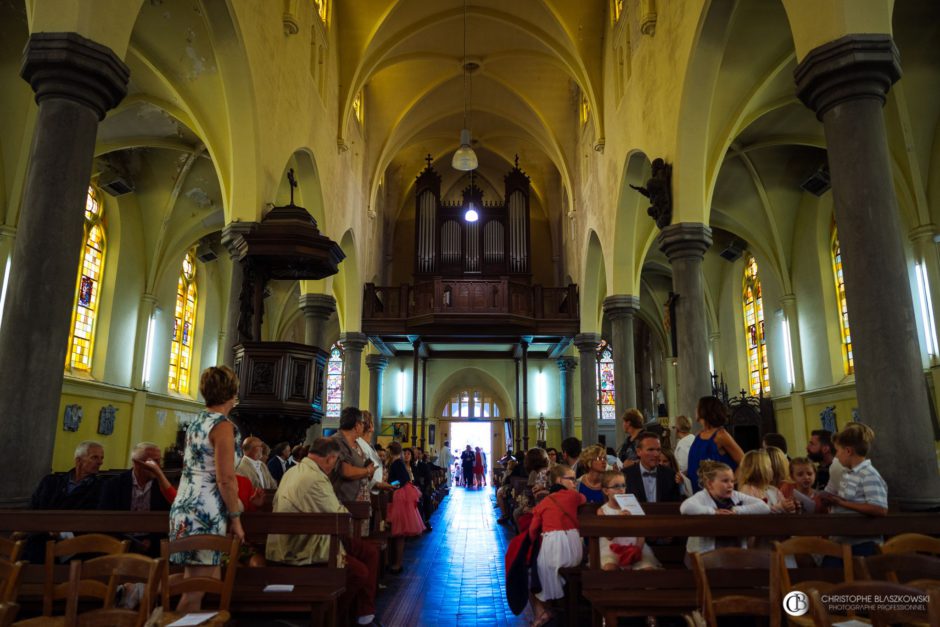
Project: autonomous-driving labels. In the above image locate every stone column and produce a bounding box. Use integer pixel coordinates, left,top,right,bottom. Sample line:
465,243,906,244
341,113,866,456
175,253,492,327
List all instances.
340,332,368,409
521,341,530,451
795,34,940,508
910,225,940,367
221,222,255,367
604,295,640,447
0,33,129,506
708,332,721,376
574,333,601,445
365,355,388,438
557,357,577,440
420,357,428,448
131,293,158,389
779,294,805,392
514,358,521,451
299,293,336,349
411,339,420,445
659,223,712,422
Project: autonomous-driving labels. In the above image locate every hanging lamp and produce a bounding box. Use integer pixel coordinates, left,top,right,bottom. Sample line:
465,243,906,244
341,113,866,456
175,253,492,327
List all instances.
452,0,478,171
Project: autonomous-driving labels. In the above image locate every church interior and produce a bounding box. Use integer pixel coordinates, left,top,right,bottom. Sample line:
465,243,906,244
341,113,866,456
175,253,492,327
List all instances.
1,0,940,624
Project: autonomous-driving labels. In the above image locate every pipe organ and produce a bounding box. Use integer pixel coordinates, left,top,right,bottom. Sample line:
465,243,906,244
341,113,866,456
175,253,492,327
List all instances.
413,158,531,279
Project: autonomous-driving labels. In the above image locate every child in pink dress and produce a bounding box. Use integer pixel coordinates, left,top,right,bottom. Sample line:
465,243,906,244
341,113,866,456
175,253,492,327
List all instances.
386,443,425,573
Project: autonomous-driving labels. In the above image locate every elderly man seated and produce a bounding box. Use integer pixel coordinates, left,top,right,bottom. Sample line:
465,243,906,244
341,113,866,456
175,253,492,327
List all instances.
236,436,277,489
26,440,106,561
266,437,381,627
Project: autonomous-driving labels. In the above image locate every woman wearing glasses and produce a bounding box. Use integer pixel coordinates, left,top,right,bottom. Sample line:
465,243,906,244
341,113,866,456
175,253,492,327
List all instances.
527,464,586,627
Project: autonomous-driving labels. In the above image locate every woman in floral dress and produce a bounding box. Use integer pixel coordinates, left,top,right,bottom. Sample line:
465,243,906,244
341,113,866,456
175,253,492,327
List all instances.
169,365,245,611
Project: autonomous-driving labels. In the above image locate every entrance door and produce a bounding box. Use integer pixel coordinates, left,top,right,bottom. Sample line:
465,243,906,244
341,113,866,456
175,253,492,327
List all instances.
450,421,493,483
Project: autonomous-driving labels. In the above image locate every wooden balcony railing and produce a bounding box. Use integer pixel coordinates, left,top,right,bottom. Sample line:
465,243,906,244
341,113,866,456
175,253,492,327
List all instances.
363,280,578,322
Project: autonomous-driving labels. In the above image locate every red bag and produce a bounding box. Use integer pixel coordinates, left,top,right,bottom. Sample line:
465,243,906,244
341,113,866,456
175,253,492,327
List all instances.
609,543,642,568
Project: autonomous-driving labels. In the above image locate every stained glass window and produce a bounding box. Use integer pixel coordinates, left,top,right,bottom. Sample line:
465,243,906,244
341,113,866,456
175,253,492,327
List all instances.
66,187,106,371
314,0,328,24
326,342,344,418
613,0,624,22
831,225,854,375
743,255,770,395
441,389,501,418
596,339,616,420
352,91,363,125
579,93,590,127
168,251,197,394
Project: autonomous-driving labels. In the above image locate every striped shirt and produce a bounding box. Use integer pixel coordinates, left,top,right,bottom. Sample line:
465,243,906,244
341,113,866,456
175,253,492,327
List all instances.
831,459,888,545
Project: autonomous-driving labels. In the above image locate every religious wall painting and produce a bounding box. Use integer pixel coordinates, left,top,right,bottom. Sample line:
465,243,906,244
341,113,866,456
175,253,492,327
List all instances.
63,404,83,432
820,406,836,434
97,404,117,436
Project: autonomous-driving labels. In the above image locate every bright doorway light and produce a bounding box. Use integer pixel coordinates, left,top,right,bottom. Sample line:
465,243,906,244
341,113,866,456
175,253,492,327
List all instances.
450,421,492,482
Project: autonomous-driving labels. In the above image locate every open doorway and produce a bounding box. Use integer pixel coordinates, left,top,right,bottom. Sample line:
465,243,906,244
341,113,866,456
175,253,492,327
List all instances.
450,421,493,486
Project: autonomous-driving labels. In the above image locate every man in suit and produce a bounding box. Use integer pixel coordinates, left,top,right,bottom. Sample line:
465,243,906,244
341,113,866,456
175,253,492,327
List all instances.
624,431,682,503
237,436,277,489
98,442,171,557
267,441,292,485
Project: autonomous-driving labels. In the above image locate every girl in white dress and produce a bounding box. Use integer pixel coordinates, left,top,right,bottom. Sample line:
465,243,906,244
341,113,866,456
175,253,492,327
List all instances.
597,470,661,570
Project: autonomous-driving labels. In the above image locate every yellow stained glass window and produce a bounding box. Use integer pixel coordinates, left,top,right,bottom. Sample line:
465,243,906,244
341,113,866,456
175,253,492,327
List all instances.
353,91,363,125
743,254,770,395
66,187,106,372
168,251,197,394
831,224,854,375
579,93,590,127
314,0,328,24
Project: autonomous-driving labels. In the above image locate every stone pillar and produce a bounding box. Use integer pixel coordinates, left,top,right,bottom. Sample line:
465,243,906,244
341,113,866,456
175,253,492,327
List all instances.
299,293,336,349
521,341,530,451
557,357,577,440
131,293,158,389
340,332,368,409
708,332,721,376
604,295,640,447
0,33,129,506
574,333,601,445
365,355,388,438
411,339,420,446
221,222,255,367
514,358,521,451
910,225,940,367
659,223,712,422
420,357,428,448
795,34,940,508
779,294,805,392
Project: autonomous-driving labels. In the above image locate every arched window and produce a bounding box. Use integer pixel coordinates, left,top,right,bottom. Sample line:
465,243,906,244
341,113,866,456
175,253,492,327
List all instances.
66,187,106,371
831,225,854,375
326,342,344,418
743,255,770,395
352,91,363,126
441,388,501,418
168,251,197,394
596,339,616,420
313,0,328,24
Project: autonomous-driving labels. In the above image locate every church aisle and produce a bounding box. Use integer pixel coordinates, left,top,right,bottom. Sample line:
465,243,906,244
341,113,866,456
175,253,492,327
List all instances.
376,485,532,626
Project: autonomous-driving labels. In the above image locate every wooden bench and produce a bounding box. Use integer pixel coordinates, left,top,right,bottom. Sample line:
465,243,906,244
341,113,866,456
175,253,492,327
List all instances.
0,510,351,626
575,512,940,626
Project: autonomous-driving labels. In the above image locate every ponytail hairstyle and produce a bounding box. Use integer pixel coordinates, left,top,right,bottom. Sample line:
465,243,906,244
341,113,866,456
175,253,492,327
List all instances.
697,460,732,489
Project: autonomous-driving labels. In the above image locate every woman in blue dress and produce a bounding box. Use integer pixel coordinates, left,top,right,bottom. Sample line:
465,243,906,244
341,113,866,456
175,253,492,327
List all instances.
686,396,745,492
169,365,245,611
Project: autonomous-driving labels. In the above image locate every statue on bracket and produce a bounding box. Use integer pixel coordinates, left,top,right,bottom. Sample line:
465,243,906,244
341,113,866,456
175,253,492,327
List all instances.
63,404,83,432
98,405,118,436
630,158,673,229
536,415,547,447
820,406,837,434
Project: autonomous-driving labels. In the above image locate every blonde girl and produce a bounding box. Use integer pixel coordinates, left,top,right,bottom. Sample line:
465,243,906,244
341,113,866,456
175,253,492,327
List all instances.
736,449,795,513
597,470,660,571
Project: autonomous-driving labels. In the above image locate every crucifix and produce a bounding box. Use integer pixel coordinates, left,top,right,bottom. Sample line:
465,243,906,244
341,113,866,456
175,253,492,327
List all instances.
425,153,433,168
287,167,298,206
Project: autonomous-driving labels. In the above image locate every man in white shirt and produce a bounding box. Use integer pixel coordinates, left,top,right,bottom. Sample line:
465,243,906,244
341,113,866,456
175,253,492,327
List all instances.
673,415,695,474
236,436,277,489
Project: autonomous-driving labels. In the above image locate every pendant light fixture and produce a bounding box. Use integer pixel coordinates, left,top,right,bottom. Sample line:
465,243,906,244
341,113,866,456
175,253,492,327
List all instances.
464,170,479,222
452,0,478,171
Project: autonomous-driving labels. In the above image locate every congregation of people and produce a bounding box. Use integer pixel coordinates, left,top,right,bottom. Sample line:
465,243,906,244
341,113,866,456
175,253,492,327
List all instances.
21,365,453,626
498,396,889,627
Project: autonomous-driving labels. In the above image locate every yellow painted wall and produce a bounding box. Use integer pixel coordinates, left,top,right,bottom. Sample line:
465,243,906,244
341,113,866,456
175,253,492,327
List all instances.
54,386,134,472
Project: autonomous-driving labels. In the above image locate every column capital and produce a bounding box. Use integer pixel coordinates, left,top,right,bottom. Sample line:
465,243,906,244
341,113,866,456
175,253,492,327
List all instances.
556,356,577,373
909,224,937,245
21,32,129,120
221,221,257,260
779,293,797,307
0,226,16,242
139,292,158,307
340,332,369,352
299,293,336,319
603,294,640,320
365,354,388,373
794,34,900,119
658,223,712,262
573,332,601,352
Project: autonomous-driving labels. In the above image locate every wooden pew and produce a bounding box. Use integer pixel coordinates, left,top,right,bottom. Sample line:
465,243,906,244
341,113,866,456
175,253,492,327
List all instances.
0,510,351,626
575,512,940,626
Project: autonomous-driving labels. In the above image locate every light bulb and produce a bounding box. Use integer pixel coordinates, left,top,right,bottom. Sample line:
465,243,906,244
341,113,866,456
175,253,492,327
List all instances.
464,206,479,222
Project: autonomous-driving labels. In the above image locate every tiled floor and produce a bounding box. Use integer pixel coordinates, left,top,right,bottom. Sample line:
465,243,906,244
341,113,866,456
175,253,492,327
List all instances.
377,485,533,626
